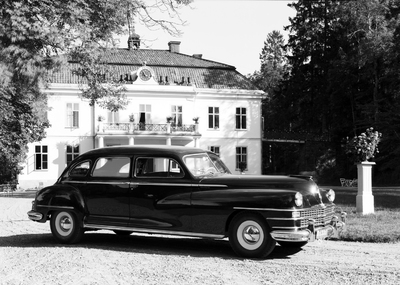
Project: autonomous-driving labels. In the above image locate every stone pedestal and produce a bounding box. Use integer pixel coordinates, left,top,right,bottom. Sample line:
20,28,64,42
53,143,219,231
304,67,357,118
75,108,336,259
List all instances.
356,161,375,215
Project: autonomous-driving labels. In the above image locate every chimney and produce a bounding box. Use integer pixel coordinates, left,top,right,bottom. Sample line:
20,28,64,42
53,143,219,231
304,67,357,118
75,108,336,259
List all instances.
193,54,203,59
128,33,140,50
168,41,181,53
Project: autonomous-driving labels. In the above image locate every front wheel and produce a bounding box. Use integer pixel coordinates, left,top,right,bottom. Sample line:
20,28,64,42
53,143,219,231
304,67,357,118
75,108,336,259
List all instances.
229,213,276,258
50,210,83,244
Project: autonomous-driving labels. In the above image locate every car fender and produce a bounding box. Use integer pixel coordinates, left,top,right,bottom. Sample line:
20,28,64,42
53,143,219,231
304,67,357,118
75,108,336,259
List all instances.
34,184,86,223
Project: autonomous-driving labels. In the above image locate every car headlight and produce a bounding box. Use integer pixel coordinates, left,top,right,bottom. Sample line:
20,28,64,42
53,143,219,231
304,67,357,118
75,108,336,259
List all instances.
294,192,303,207
326,189,335,202
309,184,318,194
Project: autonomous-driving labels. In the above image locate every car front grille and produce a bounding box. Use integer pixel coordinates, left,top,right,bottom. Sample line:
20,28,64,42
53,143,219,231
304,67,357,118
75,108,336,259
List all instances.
300,204,335,228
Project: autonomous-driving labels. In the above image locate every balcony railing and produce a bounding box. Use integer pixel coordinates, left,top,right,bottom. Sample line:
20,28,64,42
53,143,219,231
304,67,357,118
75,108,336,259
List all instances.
98,122,198,134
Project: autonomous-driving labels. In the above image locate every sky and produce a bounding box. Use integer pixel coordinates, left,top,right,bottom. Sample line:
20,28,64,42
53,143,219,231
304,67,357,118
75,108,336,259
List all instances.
118,0,296,76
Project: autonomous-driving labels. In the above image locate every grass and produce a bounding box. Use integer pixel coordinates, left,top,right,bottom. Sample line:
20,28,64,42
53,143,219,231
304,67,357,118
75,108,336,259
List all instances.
331,187,400,243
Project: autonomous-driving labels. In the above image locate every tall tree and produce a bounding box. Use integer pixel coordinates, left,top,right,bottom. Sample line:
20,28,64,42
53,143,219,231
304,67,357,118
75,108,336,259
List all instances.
284,0,344,134
336,0,400,182
0,0,191,183
253,30,287,94
275,0,400,183
248,30,288,130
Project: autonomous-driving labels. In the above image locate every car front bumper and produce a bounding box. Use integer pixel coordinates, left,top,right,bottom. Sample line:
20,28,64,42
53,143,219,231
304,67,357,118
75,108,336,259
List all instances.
270,213,346,242
27,210,43,221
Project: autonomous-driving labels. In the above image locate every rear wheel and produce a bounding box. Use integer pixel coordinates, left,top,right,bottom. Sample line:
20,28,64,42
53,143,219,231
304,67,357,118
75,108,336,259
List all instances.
229,213,276,258
50,210,83,244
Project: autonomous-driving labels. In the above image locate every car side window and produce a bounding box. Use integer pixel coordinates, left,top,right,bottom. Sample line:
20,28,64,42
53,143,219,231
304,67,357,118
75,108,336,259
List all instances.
135,157,184,178
69,161,91,177
92,157,130,178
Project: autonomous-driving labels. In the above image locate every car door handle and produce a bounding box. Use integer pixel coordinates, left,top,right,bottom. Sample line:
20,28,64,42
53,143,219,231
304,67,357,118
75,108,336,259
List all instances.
144,193,154,198
130,183,139,190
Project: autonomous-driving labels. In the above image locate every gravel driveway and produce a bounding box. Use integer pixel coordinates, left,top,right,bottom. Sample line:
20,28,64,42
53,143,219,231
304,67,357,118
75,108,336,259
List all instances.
1,197,399,285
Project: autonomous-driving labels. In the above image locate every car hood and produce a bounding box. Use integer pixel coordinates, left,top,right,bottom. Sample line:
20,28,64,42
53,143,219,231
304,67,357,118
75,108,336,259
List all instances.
199,174,315,192
197,174,325,208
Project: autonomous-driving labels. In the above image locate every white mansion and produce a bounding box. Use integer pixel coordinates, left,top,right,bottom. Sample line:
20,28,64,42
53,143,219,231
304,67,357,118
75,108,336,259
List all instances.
18,37,265,189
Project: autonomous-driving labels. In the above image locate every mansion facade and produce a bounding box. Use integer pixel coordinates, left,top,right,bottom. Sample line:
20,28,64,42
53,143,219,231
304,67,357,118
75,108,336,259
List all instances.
18,39,265,189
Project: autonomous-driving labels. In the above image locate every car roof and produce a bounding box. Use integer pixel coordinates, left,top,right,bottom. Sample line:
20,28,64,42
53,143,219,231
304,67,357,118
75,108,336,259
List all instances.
80,145,206,158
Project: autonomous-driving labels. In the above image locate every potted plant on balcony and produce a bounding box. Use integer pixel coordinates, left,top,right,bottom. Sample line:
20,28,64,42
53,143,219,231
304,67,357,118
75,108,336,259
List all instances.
97,115,105,132
166,116,173,133
129,114,135,133
192,117,199,133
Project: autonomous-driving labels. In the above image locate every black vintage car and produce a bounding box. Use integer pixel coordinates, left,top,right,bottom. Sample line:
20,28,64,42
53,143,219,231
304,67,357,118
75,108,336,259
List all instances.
28,145,346,258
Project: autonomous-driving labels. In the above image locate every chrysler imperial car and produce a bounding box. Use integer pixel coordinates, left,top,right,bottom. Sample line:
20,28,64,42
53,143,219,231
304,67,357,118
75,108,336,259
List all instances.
28,145,346,258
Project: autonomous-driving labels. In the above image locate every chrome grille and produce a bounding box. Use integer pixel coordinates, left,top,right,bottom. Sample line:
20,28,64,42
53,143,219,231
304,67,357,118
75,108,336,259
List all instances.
300,205,335,228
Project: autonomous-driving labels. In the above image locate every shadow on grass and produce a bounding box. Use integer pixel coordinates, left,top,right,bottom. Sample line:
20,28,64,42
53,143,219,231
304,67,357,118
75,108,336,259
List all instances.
0,231,302,260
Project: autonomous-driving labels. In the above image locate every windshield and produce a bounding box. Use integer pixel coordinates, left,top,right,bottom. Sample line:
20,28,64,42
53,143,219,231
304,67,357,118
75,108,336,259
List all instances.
208,152,231,174
183,153,231,177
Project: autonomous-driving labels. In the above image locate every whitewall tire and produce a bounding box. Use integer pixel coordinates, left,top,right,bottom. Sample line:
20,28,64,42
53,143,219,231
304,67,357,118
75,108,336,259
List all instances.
229,213,276,258
50,210,83,244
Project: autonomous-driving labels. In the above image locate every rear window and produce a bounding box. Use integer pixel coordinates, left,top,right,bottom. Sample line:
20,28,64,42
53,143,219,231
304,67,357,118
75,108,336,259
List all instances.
69,161,91,177
92,157,131,178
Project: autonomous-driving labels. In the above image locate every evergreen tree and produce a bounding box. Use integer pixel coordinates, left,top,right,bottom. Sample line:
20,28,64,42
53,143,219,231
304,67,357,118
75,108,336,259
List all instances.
280,0,400,183
248,30,288,130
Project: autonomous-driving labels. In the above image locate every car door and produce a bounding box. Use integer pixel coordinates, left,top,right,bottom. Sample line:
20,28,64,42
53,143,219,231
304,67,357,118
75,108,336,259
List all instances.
129,156,193,232
83,156,131,226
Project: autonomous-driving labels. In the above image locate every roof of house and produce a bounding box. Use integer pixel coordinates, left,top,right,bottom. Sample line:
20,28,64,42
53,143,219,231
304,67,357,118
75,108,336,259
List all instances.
49,45,259,90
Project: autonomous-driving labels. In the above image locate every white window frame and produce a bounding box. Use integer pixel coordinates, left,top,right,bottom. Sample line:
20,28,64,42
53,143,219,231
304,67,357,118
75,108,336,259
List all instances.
235,107,247,130
171,105,182,127
139,104,152,125
35,145,48,170
66,103,79,128
208,107,220,129
235,146,247,170
66,144,80,166
107,111,120,123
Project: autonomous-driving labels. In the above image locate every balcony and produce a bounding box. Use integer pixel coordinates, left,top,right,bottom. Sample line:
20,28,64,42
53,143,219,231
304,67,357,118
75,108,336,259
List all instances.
97,122,199,136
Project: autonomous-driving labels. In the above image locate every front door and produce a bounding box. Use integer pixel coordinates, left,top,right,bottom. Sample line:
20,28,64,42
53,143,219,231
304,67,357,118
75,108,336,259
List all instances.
129,156,193,232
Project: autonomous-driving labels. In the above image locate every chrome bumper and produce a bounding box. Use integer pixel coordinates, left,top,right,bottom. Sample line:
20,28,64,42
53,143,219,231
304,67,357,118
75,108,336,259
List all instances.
27,210,43,221
271,212,347,242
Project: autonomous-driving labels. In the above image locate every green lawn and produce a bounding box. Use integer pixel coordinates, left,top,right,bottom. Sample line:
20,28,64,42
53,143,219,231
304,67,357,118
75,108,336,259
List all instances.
330,187,400,243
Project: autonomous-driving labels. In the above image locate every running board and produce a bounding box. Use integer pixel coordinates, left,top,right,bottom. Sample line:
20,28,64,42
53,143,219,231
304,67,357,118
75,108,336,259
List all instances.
83,223,226,239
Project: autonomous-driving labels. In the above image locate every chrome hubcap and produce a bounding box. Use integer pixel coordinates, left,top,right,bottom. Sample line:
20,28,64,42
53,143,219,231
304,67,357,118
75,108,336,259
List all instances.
243,225,261,244
60,216,72,231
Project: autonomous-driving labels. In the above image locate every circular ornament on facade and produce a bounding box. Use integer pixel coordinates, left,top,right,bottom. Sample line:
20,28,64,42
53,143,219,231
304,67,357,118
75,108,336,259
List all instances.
139,67,152,81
